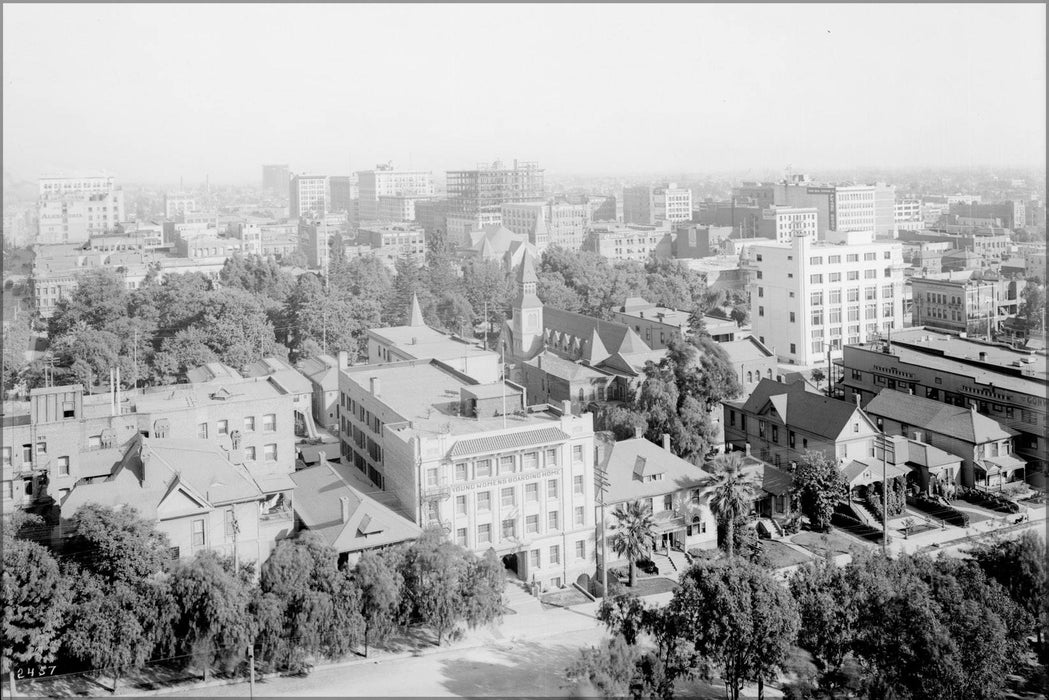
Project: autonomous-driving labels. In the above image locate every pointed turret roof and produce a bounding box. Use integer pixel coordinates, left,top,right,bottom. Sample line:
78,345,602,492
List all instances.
517,248,538,287
531,215,549,244
408,293,424,327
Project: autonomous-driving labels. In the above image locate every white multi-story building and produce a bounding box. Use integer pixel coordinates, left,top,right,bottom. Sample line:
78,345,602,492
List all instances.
164,193,197,220
745,229,905,366
501,199,592,251
356,166,434,222
623,184,693,225
761,206,818,243
289,175,330,219
894,198,924,235
337,359,597,590
36,175,125,245
583,222,674,263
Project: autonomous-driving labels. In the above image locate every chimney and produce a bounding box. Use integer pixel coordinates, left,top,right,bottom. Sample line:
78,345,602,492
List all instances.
745,443,751,457
970,402,977,414
912,430,923,443
339,496,350,524
370,377,381,397
634,425,644,439
662,433,671,452
978,351,987,361
537,355,542,369
338,350,350,369
855,393,861,407
561,399,572,416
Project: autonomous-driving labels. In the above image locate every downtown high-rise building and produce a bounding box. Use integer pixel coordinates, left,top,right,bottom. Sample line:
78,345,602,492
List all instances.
356,164,434,223
444,160,544,242
262,164,290,199
289,175,329,219
622,184,693,225
36,174,125,244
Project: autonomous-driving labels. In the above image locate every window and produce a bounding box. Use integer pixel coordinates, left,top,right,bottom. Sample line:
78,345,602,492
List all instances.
789,343,797,355
550,577,562,588
548,511,560,530
829,272,841,282
35,441,47,456
848,288,859,302
573,475,584,495
455,528,467,546
758,420,766,438
547,479,559,499
810,274,823,284
663,494,674,512
455,495,467,515
864,269,877,279
829,254,841,264
477,491,491,512
244,416,256,432
847,271,859,281
501,487,515,507
864,252,876,261
529,549,540,568
884,267,892,278
191,519,205,547
809,257,822,265
545,448,557,466
883,251,892,259
478,523,492,544
830,289,841,304
499,455,515,474
575,540,586,560
522,452,538,470
502,519,516,540
525,482,539,502
526,514,539,533
758,306,764,317
575,506,585,526
245,446,257,461
812,311,823,326
426,468,439,487
455,462,468,481
756,271,763,279
810,291,823,306
263,414,276,432
264,444,277,461
789,312,796,323
572,445,583,463
847,254,859,262
2,448,10,466
771,425,779,442
758,287,764,297
789,431,796,448
475,459,492,478
217,419,228,435
549,544,561,565
225,509,237,537
58,456,69,476
198,422,209,439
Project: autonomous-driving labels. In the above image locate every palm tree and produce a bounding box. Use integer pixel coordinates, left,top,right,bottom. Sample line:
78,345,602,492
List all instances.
610,500,657,587
703,451,760,558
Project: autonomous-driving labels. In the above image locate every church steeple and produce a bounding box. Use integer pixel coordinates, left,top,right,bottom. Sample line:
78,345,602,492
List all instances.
511,250,544,358
408,293,424,327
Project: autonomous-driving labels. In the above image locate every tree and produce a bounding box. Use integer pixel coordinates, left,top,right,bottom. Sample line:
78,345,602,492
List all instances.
673,559,800,700
969,531,1048,648
789,559,859,696
1019,278,1046,331
162,552,254,681
47,269,131,339
65,504,171,585
2,312,32,394
258,534,365,668
703,452,759,558
790,450,848,533
391,528,504,646
196,288,279,369
1,538,70,680
610,500,656,587
566,634,644,698
352,552,402,656
62,574,170,692
809,367,826,392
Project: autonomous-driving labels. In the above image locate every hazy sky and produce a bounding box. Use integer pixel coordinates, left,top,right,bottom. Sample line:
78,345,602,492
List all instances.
3,3,1045,184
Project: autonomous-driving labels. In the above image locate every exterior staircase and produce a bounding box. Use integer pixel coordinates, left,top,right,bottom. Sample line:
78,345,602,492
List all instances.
756,518,785,540
502,577,545,615
849,501,881,529
655,548,690,578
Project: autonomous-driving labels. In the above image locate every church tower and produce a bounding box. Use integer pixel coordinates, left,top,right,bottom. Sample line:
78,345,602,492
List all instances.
511,250,544,358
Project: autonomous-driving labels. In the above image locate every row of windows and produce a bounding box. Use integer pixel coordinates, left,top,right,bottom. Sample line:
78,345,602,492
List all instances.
197,414,276,439
448,477,585,512
810,268,892,284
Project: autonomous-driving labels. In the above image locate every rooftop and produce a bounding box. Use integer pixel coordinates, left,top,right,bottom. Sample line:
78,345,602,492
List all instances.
368,324,496,362
602,438,708,504
865,391,1015,444
720,336,775,364
524,351,608,381
342,359,568,438
733,378,872,440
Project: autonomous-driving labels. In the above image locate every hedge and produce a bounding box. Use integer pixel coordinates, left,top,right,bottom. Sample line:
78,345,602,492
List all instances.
831,511,886,543
957,488,1021,514
907,495,970,527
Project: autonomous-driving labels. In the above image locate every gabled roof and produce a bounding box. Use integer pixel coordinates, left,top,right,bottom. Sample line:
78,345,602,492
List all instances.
290,463,421,554
186,362,243,384
296,354,340,391
841,458,910,486
604,438,708,504
740,378,875,440
61,435,266,521
524,351,608,382
720,336,775,364
543,307,655,364
864,391,1013,444
242,356,314,395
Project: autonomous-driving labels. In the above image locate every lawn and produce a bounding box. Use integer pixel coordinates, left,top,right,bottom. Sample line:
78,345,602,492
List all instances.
540,587,591,609
791,530,863,559
618,576,679,597
761,541,813,569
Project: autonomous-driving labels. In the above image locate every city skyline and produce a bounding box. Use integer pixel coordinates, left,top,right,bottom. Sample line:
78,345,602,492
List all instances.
3,3,1045,184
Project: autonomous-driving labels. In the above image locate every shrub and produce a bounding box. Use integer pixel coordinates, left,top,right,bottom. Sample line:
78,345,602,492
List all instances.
957,488,1021,514
906,495,970,527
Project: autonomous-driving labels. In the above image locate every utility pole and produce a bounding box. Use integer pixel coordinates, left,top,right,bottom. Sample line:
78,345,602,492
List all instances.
826,344,832,398
594,458,610,598
133,327,138,390
247,645,256,699
881,430,888,557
